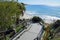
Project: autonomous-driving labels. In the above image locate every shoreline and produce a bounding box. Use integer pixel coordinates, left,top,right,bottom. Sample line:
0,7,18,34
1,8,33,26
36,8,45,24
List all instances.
20,12,60,24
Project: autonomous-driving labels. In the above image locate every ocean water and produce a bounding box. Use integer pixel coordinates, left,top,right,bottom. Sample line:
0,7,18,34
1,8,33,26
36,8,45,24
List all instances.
25,5,60,18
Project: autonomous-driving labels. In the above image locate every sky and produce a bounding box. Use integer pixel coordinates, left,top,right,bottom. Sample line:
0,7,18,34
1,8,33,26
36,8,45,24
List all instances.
18,0,60,6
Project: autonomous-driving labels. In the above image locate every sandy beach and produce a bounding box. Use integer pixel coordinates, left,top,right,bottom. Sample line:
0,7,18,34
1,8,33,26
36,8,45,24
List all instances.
20,12,60,24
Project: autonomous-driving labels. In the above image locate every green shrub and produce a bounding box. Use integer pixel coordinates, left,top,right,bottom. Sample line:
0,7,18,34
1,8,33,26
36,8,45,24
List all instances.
32,16,43,23
52,20,60,29
0,1,25,30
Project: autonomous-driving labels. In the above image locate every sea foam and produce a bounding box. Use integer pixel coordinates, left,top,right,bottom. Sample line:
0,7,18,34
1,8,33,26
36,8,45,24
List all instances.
24,11,60,24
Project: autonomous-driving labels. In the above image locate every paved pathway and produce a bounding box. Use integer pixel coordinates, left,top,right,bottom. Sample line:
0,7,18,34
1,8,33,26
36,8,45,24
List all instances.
16,23,43,40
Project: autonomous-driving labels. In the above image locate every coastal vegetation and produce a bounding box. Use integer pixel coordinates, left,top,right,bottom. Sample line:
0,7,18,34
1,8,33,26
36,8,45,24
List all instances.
43,20,60,40
0,0,60,40
0,0,25,40
32,16,44,23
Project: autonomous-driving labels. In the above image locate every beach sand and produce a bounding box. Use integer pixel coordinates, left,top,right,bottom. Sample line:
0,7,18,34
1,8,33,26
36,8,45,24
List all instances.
20,12,60,24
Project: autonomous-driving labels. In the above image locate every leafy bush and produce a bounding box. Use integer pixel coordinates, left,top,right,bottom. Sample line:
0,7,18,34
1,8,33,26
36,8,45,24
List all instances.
43,20,60,40
0,1,25,30
52,20,60,29
32,16,43,23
